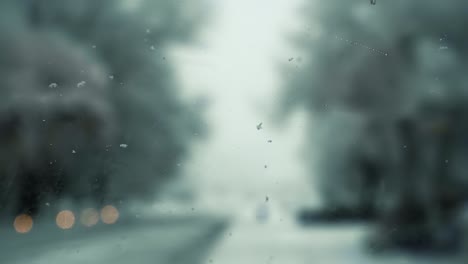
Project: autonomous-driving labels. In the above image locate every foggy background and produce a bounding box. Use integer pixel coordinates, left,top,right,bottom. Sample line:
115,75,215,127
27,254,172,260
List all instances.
170,0,316,217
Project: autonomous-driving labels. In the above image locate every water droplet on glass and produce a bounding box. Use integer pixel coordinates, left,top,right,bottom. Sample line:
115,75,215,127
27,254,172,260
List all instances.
256,122,263,130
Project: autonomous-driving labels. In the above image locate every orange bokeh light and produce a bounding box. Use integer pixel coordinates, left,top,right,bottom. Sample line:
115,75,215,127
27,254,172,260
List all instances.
56,210,75,230
101,205,119,224
14,214,33,234
80,208,99,227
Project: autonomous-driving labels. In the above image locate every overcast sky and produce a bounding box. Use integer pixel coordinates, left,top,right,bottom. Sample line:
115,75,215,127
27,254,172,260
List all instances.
170,0,320,214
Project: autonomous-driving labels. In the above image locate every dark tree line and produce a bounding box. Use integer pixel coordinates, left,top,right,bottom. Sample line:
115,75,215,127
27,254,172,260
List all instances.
282,0,468,251
0,0,207,217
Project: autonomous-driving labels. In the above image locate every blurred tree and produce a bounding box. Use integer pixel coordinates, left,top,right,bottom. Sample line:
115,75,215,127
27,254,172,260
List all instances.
0,0,208,216
281,0,468,251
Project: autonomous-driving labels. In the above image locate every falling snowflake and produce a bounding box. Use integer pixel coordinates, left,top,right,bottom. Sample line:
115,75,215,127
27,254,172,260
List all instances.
77,81,86,88
49,83,58,88
119,144,128,148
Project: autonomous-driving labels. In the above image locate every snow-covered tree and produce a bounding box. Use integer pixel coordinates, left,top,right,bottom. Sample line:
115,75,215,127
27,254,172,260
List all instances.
281,0,468,249
0,0,208,216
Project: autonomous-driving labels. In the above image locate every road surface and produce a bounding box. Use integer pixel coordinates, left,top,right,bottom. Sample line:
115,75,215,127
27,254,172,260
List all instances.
0,214,227,264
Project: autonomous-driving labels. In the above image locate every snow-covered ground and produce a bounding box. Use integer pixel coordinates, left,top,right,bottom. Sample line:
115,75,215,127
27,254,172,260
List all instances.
207,219,462,264
0,213,226,264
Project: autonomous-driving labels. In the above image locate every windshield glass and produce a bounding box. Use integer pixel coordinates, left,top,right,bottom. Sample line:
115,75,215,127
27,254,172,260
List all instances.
0,1,467,263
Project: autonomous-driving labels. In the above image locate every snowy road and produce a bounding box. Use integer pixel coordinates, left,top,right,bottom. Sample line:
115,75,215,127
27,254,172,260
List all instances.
207,218,463,264
0,214,227,264
1,211,464,264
